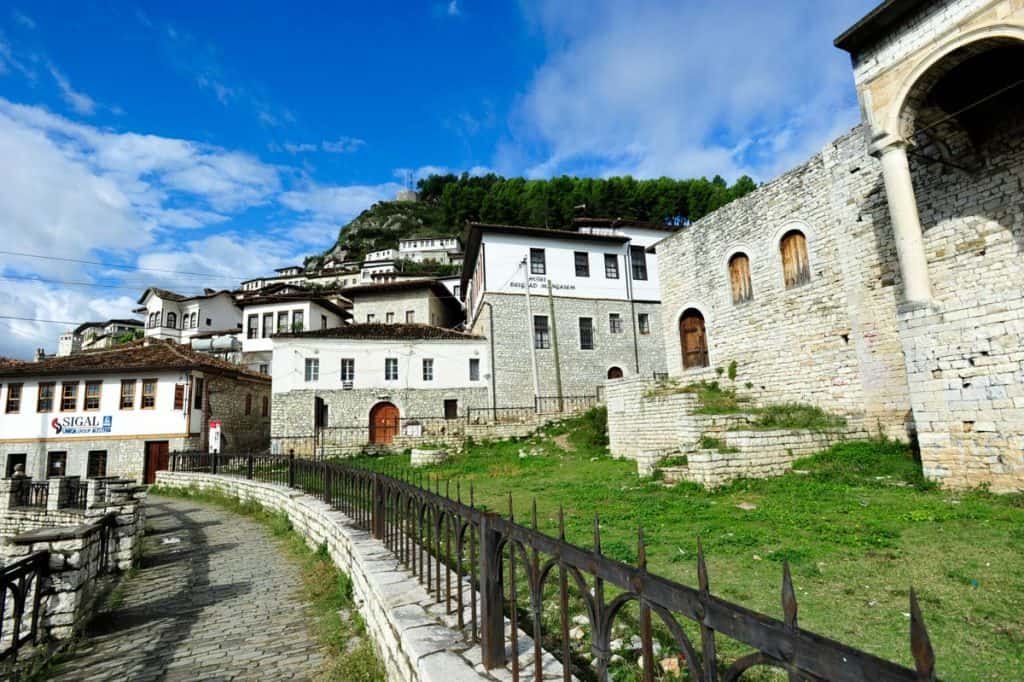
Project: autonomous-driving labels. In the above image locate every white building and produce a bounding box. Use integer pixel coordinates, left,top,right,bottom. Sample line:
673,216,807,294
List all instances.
270,324,491,447
360,248,398,282
398,237,462,265
137,288,242,343
461,219,673,404
241,291,351,375
57,319,144,357
343,279,462,328
0,340,271,483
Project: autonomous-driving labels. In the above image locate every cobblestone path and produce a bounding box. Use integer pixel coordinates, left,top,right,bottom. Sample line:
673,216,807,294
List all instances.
52,496,326,681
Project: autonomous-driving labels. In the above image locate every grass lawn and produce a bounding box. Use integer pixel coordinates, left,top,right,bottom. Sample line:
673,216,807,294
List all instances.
349,410,1024,681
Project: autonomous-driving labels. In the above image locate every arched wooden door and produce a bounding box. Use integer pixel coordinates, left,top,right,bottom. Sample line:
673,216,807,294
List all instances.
607,366,623,379
679,309,709,369
369,402,399,444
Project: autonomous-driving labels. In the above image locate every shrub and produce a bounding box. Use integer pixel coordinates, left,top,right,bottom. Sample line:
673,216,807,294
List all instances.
749,403,846,431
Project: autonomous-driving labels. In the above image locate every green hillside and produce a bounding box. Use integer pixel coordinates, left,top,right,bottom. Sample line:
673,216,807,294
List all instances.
314,172,758,267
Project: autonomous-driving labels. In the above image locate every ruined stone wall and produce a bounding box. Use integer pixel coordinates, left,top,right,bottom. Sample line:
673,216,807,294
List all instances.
657,127,912,438
473,292,665,407
206,375,271,453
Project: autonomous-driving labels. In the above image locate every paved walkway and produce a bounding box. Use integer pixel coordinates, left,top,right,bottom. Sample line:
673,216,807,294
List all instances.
52,496,326,681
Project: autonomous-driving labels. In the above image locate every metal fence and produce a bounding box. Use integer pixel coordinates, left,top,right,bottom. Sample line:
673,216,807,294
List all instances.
170,452,937,681
12,480,48,509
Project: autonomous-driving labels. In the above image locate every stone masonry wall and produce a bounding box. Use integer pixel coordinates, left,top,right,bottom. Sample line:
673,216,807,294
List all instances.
473,292,666,407
1,436,197,484
156,471,570,682
207,375,272,453
657,126,912,440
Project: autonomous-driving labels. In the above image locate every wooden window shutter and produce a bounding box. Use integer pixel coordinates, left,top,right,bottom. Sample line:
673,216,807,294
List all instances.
173,384,185,410
781,231,810,288
729,253,753,304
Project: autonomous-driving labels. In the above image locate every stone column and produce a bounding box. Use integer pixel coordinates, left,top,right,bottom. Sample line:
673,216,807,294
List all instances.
873,139,932,306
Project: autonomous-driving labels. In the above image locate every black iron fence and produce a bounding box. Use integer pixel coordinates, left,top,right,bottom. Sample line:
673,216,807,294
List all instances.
169,452,937,681
0,551,46,662
64,479,88,510
12,480,48,509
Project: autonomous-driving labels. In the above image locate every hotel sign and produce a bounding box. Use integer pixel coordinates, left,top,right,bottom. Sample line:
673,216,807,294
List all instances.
51,415,113,436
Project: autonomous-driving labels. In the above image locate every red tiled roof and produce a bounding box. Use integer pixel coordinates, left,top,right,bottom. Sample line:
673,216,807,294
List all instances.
0,339,268,382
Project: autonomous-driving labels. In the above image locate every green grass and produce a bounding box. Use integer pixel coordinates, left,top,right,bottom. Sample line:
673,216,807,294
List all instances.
746,403,847,431
698,436,739,453
150,485,385,681
349,410,1024,681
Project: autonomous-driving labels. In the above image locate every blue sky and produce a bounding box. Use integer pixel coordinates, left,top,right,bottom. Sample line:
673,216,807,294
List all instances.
0,0,876,358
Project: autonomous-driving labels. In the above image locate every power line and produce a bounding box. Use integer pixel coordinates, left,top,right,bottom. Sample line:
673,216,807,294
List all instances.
0,315,89,326
0,274,207,294
0,250,251,281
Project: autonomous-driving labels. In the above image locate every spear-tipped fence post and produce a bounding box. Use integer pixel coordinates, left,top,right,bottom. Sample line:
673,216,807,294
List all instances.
696,537,717,682
781,560,799,681
372,471,385,540
910,588,936,681
478,511,506,669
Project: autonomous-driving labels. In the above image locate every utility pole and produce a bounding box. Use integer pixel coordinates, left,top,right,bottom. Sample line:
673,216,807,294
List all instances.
522,258,540,404
547,281,564,412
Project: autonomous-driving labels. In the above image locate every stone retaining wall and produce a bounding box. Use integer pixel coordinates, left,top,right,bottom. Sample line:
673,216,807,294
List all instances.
156,471,570,682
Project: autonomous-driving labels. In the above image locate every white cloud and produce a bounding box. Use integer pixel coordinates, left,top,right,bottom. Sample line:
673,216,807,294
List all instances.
48,65,97,115
505,0,873,182
447,1,460,17
321,137,366,154
279,182,402,223
12,10,35,30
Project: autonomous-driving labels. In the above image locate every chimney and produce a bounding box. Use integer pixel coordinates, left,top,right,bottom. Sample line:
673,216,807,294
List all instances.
34,348,46,362
203,288,216,295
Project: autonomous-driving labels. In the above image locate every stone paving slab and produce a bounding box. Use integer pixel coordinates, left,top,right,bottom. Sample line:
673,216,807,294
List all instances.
51,496,326,681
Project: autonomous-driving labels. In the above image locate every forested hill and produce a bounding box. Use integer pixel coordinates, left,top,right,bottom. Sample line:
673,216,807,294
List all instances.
313,172,757,265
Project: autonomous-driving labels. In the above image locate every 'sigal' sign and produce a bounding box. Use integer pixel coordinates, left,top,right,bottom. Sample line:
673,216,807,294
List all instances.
51,415,113,435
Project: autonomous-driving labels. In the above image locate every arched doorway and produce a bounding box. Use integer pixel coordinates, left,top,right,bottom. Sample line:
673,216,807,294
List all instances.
369,402,399,444
607,366,623,380
679,309,709,369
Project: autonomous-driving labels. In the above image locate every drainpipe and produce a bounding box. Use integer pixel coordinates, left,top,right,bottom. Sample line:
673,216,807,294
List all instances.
547,281,564,411
522,259,540,403
625,243,641,375
479,301,498,418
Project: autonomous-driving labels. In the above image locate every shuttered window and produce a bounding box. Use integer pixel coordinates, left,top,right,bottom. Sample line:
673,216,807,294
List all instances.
174,384,185,410
729,253,754,304
780,230,810,288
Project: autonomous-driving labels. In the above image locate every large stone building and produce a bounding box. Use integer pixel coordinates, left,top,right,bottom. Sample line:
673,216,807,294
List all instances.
345,279,463,328
461,220,670,406
0,340,271,483
644,0,1024,491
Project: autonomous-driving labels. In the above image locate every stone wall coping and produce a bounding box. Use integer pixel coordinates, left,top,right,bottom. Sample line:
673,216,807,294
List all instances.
8,512,116,545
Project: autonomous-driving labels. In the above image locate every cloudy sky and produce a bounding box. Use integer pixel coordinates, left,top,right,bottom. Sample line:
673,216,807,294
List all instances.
0,0,875,359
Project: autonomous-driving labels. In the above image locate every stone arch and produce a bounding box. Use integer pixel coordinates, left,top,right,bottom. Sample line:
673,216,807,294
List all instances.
369,401,399,445
606,366,624,380
884,25,1024,142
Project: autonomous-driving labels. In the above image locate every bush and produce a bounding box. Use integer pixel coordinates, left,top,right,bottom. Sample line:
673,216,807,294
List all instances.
749,403,846,431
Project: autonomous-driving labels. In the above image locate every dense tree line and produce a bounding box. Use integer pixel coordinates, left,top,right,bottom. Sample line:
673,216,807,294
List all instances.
416,172,758,228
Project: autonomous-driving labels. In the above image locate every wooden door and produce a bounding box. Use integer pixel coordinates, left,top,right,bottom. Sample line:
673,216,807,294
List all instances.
144,441,170,485
679,309,709,369
369,403,399,444
444,399,458,420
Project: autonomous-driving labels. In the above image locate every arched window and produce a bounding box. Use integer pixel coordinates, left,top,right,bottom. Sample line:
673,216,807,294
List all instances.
780,230,810,288
166,312,177,329
679,309,709,369
190,312,198,328
607,366,623,379
728,253,753,304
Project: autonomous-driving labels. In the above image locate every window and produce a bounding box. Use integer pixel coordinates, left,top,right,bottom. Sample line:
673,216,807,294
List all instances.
405,310,415,323
148,311,160,328
247,315,258,339
141,379,157,409
193,377,204,409
366,314,375,323
578,318,595,349
120,380,135,409
6,453,26,478
277,311,289,333
638,313,651,335
292,310,304,331
609,313,623,334
5,383,21,413
453,285,460,299
469,358,480,381
84,381,102,411
729,253,754,303
422,358,434,381
37,382,55,412
245,394,252,415
572,251,590,277
258,363,269,375
166,312,177,329
305,359,319,382
604,254,619,279
530,248,546,275
262,313,273,338
630,246,648,280
61,382,78,411
679,309,710,369
192,312,199,328
386,312,395,324
205,318,211,327
340,358,355,383
534,315,550,349
261,395,269,417
444,399,458,419
87,451,107,478
46,451,67,478
385,358,399,381
321,315,327,330
780,230,811,288
173,384,185,410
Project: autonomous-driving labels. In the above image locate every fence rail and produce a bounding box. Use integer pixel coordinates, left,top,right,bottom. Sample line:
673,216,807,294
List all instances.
0,552,46,662
169,452,937,681
12,480,49,509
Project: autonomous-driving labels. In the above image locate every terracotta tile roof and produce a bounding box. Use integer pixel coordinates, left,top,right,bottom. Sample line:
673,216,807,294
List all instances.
0,356,24,369
275,323,483,341
0,339,268,382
